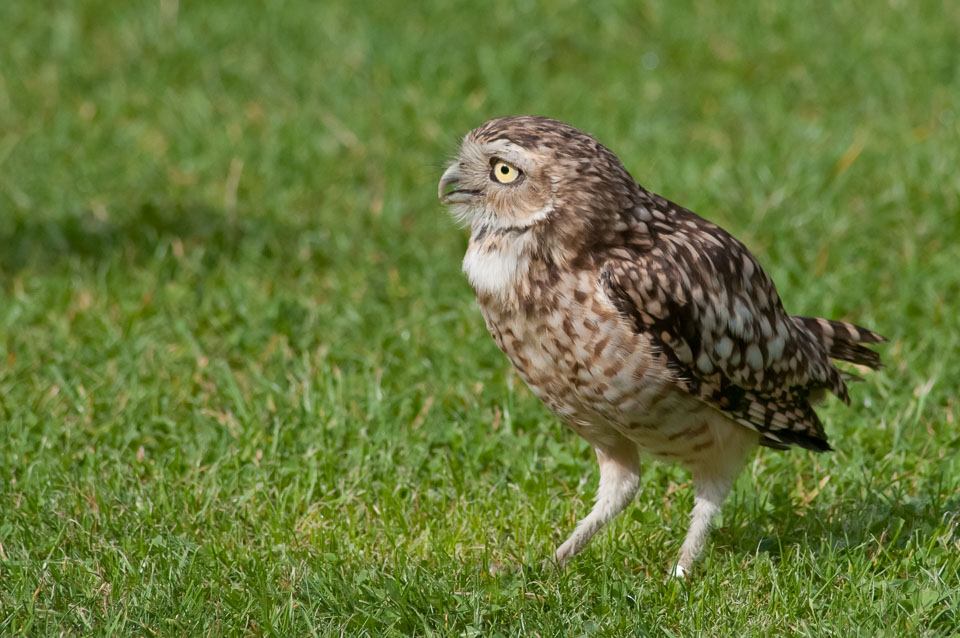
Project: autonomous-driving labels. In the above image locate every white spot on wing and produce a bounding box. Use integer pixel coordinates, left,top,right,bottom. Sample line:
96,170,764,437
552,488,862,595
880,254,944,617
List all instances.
768,335,785,360
715,336,734,360
730,297,751,336
746,343,763,370
696,352,714,374
759,316,772,338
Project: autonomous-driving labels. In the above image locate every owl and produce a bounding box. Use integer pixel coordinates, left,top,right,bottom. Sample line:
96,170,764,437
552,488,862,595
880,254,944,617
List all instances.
438,116,884,578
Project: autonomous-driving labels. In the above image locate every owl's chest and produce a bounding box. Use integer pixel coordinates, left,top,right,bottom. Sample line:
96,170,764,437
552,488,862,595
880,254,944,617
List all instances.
476,274,663,427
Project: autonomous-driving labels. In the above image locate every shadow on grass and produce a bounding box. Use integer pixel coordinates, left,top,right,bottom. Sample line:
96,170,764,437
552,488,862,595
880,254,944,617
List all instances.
722,491,959,560
714,488,959,628
0,202,313,273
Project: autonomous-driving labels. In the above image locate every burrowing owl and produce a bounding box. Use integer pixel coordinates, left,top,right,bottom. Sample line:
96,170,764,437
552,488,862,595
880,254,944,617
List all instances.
438,116,884,577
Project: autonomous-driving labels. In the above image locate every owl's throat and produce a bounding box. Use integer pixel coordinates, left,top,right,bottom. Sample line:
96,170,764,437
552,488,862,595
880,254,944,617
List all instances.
462,229,537,305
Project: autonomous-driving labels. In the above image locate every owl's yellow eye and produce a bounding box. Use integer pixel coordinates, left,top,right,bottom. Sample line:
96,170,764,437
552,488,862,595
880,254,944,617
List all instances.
491,160,521,184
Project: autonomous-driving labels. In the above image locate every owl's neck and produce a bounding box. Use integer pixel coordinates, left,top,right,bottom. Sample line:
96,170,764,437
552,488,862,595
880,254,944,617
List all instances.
463,228,535,305
463,225,578,312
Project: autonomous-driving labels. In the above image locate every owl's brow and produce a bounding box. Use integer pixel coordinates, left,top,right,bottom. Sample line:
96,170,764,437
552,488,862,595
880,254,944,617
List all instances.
478,124,583,145
483,133,539,149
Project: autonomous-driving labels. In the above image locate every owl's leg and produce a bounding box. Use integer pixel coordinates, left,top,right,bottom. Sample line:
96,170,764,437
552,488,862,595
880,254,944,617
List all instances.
672,428,756,578
671,472,735,579
554,440,639,564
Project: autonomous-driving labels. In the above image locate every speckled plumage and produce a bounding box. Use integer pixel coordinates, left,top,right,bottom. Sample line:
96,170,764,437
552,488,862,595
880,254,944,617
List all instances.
438,116,885,577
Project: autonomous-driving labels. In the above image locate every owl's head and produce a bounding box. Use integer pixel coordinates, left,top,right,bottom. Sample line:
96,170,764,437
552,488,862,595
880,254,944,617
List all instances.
438,116,638,236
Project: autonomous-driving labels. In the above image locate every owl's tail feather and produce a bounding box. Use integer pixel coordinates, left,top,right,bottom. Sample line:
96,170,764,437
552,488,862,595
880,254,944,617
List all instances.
792,316,886,370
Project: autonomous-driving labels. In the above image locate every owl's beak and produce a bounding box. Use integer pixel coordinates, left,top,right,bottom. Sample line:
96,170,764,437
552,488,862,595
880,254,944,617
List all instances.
438,164,478,204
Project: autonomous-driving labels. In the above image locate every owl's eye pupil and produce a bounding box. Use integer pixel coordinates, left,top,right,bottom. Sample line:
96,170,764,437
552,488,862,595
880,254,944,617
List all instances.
500,165,510,175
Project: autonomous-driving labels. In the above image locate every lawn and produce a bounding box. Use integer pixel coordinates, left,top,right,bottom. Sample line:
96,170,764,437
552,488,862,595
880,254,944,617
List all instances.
1,1,959,635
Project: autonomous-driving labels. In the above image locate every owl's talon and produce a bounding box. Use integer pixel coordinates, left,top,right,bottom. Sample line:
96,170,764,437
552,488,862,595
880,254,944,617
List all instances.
669,563,691,581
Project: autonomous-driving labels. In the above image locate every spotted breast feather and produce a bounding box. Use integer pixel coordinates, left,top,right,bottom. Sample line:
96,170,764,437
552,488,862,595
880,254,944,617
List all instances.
600,200,886,451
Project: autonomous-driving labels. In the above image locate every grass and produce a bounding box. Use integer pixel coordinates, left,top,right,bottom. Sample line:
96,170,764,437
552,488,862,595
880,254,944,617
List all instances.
1,0,958,635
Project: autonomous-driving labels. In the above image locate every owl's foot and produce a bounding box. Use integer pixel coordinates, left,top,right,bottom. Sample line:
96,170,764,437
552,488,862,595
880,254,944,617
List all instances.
669,562,692,581
553,540,577,565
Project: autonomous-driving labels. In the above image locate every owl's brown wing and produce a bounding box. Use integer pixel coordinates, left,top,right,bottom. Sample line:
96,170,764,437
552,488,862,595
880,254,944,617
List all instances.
599,204,849,451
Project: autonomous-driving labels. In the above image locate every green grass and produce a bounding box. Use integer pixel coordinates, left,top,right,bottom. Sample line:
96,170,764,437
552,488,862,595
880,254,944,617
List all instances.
1,0,958,635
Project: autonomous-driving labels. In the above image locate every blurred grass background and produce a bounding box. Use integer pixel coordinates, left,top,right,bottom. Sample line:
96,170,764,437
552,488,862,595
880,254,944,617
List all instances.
1,0,958,635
